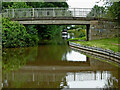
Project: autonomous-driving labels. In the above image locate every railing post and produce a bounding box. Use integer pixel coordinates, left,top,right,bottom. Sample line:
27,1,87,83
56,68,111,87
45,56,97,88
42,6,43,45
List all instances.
32,8,34,17
74,8,75,17
94,9,97,18
53,8,55,17
12,9,14,18
6,9,8,17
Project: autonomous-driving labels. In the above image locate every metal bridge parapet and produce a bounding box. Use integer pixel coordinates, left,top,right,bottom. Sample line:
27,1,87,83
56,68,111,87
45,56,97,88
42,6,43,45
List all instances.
2,8,105,18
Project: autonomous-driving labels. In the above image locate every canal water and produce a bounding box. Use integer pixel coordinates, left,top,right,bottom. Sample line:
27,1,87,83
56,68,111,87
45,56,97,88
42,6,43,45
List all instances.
2,43,120,88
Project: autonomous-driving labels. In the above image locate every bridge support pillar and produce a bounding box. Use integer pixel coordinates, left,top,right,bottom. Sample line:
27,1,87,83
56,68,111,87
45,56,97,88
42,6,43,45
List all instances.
86,24,90,41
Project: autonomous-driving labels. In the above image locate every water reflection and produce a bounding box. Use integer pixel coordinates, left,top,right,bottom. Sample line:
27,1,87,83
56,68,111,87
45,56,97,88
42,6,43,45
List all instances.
64,50,86,61
61,71,118,88
68,33,75,39
2,70,119,88
2,45,120,88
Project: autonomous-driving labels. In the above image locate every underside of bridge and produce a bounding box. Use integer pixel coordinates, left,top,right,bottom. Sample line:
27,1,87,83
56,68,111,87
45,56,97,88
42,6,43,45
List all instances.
13,17,98,41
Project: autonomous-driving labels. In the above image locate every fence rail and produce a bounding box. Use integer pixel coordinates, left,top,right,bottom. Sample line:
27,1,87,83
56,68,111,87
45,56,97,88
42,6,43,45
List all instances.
2,8,105,18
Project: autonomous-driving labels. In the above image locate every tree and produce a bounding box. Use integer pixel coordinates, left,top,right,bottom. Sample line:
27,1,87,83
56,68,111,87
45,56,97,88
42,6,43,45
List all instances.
96,0,120,21
87,5,106,18
2,2,13,9
107,2,120,20
2,18,39,48
26,2,68,8
2,2,32,9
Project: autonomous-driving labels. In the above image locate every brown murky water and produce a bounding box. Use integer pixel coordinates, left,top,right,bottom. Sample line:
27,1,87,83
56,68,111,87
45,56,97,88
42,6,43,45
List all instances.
2,45,120,88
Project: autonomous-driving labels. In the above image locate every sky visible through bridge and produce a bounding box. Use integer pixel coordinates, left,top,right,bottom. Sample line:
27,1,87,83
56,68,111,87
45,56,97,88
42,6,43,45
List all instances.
67,0,104,8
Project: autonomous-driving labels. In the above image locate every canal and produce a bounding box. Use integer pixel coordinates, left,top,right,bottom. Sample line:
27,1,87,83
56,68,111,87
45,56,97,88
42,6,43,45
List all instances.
2,43,120,88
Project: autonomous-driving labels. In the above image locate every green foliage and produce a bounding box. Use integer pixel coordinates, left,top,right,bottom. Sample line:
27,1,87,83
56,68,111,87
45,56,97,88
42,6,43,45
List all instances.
87,5,106,18
27,2,68,8
2,47,38,73
107,2,120,20
2,2,13,9
25,25,39,46
9,2,32,9
67,29,76,33
2,18,27,47
96,1,120,21
37,25,65,41
67,36,86,41
79,31,86,38
2,18,39,48
68,27,86,39
67,25,87,41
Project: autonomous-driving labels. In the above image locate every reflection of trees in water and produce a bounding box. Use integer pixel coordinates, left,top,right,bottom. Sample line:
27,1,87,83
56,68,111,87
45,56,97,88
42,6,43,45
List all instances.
60,76,69,88
104,71,119,88
2,47,38,73
37,45,71,62
2,45,71,73
2,71,67,88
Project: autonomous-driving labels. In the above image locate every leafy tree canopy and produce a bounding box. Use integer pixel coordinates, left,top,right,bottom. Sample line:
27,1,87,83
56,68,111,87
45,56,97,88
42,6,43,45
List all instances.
9,2,32,8
27,2,68,8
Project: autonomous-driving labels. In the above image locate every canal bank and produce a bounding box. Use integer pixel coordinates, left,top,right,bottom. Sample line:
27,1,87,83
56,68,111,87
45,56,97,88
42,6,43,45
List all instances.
69,42,120,64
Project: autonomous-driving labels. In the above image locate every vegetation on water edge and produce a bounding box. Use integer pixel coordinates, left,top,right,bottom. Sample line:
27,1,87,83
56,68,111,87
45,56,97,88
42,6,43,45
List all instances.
71,37,119,52
2,18,39,48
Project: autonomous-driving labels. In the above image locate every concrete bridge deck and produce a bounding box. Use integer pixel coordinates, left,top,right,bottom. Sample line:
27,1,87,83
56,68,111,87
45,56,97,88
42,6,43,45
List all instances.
12,17,99,25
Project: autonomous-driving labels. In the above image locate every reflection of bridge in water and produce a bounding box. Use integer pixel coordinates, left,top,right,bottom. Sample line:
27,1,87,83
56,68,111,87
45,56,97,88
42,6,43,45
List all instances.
3,69,118,88
2,56,119,88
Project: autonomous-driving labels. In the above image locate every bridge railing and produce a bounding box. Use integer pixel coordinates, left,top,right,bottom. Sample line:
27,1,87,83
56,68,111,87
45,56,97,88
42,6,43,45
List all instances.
2,8,105,18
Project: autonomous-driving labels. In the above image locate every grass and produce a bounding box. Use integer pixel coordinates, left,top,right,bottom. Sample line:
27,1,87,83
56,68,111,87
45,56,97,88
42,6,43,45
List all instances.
67,36,86,41
72,37,119,52
67,29,76,33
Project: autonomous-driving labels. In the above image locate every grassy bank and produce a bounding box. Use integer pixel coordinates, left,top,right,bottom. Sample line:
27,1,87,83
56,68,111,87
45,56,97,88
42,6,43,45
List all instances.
67,29,76,33
71,37,119,52
67,37,86,41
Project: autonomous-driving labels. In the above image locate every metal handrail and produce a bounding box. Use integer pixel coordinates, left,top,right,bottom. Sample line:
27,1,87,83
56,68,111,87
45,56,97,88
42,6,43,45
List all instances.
2,8,105,18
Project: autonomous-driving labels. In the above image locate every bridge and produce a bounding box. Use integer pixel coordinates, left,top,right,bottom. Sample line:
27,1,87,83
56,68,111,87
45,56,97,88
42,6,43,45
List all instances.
2,8,119,40
3,8,105,24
